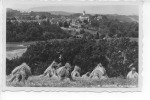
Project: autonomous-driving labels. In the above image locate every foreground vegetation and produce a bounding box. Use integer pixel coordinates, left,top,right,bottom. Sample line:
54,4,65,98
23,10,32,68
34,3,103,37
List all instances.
6,38,138,78
6,76,138,87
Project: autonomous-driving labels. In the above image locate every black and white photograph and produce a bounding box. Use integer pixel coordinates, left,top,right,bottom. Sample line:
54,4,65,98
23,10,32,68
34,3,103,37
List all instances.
3,0,141,91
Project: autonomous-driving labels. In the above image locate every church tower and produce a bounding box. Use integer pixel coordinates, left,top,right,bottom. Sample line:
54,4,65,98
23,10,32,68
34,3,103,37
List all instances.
83,11,85,16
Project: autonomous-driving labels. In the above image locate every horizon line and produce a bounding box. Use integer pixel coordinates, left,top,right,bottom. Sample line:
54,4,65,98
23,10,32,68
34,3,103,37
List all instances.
7,7,139,16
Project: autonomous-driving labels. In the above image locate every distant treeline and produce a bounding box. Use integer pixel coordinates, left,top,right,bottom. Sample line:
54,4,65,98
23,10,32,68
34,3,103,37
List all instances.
7,8,60,20
6,21,71,42
6,38,138,77
90,15,138,38
6,18,138,42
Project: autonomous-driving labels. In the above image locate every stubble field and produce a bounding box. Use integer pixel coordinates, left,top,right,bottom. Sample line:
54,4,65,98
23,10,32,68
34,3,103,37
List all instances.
6,75,138,88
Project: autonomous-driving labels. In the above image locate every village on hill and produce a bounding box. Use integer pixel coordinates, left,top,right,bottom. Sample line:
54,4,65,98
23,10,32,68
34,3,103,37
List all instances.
7,8,138,41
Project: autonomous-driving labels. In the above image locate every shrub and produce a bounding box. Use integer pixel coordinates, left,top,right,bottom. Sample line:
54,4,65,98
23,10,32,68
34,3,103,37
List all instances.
6,38,138,77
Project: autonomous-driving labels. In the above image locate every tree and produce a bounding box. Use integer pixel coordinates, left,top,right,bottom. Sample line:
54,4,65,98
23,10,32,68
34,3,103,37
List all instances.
63,21,69,28
94,32,99,39
6,21,71,42
41,15,46,19
58,21,63,27
91,20,100,27
80,29,85,34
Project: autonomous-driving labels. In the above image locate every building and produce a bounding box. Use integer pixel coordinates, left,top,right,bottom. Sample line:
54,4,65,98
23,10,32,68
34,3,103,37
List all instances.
79,11,89,23
96,15,102,20
35,15,40,20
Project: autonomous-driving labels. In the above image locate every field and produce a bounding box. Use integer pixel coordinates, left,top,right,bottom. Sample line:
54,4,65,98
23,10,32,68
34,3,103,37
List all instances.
6,76,138,88
6,42,37,59
6,42,35,51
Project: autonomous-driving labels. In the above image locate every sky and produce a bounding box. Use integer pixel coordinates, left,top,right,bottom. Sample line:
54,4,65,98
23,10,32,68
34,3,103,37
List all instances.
4,0,139,15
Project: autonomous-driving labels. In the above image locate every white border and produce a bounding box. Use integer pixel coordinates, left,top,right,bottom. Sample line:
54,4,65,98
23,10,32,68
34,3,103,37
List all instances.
2,1,143,92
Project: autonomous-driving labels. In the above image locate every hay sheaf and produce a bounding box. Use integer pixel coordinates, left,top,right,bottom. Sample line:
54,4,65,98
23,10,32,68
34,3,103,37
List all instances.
56,63,72,80
89,63,106,80
71,65,81,78
43,61,58,78
8,63,32,83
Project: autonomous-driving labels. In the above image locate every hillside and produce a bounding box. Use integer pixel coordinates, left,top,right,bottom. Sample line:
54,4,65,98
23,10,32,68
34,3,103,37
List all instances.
7,8,138,23
6,8,21,17
106,14,138,23
28,6,72,16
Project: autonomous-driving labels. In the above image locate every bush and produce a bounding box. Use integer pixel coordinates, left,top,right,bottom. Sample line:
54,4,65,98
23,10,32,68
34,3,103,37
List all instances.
6,38,138,77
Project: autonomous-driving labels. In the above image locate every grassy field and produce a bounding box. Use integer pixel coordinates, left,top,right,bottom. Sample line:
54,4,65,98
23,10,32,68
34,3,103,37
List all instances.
6,76,138,88
6,48,27,60
6,42,36,51
6,42,36,59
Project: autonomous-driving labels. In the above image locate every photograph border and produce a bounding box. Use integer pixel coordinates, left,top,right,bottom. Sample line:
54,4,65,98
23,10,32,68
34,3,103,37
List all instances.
2,0,143,92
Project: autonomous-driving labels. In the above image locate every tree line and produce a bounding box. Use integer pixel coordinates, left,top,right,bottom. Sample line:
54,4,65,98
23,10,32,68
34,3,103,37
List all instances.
90,15,138,38
6,21,71,42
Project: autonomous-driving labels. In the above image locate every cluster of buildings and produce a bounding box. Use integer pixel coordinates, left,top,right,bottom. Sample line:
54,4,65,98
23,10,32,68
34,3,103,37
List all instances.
7,10,106,40
7,10,92,27
7,10,103,39
70,11,90,29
